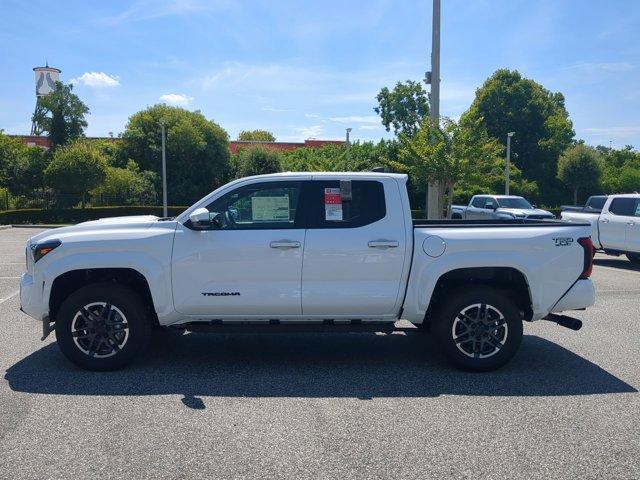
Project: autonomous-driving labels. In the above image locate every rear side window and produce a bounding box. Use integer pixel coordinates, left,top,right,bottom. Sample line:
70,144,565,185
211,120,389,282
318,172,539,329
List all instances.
307,180,386,228
588,197,607,210
609,198,637,216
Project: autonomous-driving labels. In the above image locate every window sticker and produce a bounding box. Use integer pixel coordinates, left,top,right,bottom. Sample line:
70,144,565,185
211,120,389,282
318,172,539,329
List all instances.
324,188,343,221
251,196,290,221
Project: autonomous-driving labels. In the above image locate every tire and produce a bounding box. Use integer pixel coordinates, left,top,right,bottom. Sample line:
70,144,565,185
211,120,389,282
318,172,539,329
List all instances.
626,253,640,264
55,283,152,371
432,286,523,371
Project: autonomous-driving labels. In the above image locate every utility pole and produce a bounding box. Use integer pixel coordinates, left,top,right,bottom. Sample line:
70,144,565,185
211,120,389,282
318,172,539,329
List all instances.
426,0,441,219
505,132,514,195
345,127,352,162
160,121,168,217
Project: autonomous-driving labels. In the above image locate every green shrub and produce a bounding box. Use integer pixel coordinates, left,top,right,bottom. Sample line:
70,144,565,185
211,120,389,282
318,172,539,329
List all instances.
0,206,187,225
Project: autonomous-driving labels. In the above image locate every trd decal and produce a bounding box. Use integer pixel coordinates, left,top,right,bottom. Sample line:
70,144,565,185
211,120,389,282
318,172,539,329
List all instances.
552,237,574,247
202,292,241,296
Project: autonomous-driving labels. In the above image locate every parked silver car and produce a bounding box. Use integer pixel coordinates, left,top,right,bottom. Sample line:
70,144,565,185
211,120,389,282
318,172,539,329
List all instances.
451,195,556,220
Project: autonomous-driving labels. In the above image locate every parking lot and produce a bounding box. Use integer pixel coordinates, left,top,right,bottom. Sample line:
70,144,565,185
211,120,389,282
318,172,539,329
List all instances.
0,226,638,479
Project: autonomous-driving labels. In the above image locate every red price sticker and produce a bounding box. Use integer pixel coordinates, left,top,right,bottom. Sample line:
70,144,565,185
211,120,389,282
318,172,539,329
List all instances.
324,188,341,205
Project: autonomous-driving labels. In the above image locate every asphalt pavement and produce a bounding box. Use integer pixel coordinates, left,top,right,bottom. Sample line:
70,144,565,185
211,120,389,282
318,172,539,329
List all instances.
0,227,638,479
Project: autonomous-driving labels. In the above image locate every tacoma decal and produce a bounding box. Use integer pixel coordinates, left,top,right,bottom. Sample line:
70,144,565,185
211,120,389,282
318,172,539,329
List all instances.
202,292,241,297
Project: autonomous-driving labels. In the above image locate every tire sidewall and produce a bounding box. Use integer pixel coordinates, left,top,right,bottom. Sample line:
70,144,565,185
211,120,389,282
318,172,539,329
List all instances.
433,287,523,371
55,283,151,371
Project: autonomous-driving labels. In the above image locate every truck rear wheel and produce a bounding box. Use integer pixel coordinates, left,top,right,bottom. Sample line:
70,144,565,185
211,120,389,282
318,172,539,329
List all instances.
55,283,152,371
432,287,523,371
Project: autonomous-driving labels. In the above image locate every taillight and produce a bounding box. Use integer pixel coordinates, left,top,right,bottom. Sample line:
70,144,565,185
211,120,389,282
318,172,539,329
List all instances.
577,237,594,279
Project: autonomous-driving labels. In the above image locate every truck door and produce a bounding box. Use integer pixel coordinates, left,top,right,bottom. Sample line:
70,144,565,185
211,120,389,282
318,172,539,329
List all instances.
599,197,636,251
625,198,640,253
466,196,485,219
171,180,307,316
301,178,407,317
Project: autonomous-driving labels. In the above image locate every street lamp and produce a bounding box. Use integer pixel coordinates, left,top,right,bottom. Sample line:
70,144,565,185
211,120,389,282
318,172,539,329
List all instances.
160,121,168,217
505,132,515,195
345,127,352,162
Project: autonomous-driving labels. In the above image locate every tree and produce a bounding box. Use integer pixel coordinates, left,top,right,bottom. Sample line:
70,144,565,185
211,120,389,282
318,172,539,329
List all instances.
375,80,429,137
600,145,640,193
281,140,395,173
237,130,276,142
463,69,574,204
44,140,107,207
121,105,230,205
0,131,49,197
31,82,89,147
90,160,158,205
391,116,503,216
557,144,601,205
233,147,282,177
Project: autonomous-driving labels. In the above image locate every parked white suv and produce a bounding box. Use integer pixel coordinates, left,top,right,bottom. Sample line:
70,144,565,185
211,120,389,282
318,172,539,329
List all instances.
20,172,596,372
451,195,555,220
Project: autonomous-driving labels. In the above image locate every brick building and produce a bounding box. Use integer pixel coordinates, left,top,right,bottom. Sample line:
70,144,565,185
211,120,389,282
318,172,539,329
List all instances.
9,135,345,153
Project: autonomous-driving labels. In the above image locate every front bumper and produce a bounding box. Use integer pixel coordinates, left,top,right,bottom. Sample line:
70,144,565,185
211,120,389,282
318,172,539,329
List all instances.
551,279,596,313
20,272,45,321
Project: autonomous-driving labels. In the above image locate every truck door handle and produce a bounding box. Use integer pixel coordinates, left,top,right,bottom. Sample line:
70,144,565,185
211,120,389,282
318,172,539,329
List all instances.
628,221,636,226
270,240,301,249
368,240,399,249
601,219,609,223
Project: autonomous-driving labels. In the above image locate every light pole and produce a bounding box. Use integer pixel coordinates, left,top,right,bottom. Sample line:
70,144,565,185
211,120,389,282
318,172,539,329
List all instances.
426,0,441,219
160,121,168,217
345,127,352,162
505,132,515,195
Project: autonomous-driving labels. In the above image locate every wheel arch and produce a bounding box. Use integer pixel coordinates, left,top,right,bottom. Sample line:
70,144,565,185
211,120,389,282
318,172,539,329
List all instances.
426,266,533,324
49,268,156,324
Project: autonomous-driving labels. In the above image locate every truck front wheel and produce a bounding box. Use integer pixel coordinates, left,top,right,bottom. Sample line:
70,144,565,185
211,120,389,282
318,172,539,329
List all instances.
432,287,523,371
55,283,152,371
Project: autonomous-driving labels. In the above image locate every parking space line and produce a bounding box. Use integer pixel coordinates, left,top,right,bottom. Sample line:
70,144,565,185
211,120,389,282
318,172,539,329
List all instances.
0,290,18,305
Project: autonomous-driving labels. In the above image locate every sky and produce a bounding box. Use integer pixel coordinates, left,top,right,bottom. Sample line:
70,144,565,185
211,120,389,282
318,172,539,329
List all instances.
1,0,639,147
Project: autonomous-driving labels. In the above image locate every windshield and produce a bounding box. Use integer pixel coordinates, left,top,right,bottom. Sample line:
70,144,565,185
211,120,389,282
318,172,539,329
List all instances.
497,197,533,209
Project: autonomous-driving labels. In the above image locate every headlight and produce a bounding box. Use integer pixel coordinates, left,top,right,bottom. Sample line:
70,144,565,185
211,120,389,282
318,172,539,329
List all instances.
514,213,526,218
31,240,61,263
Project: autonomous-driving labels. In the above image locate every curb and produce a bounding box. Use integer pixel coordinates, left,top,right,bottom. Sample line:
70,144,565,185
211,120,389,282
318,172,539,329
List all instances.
0,225,12,230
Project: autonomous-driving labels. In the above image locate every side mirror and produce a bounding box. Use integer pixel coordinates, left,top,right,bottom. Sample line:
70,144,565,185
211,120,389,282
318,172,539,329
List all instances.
189,207,211,227
485,204,496,210
532,204,537,209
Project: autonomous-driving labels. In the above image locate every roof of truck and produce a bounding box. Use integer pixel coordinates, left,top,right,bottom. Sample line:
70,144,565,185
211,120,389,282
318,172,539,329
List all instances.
243,171,409,181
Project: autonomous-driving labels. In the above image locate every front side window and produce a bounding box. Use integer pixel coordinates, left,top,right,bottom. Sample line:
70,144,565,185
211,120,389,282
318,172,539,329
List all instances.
471,197,485,208
484,198,499,209
203,181,302,229
307,180,386,228
609,197,636,216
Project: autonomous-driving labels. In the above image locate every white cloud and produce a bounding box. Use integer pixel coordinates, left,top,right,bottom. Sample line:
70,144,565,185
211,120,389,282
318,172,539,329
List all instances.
564,62,635,74
329,115,380,124
583,126,640,138
159,93,193,106
261,106,288,112
359,125,382,131
304,113,320,118
100,0,236,25
72,72,120,88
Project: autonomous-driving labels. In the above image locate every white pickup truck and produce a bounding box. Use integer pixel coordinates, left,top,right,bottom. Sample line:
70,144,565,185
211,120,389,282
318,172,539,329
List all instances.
451,195,556,220
561,193,640,264
20,172,596,372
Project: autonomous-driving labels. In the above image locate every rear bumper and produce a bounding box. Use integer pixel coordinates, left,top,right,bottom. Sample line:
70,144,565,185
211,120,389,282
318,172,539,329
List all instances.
550,279,596,313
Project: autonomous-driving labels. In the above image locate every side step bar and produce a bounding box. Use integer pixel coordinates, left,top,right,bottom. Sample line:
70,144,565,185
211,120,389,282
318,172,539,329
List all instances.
543,313,583,331
175,321,423,335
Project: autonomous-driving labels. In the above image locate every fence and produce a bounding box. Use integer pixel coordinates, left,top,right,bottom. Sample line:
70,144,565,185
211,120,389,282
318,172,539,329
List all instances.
0,191,159,211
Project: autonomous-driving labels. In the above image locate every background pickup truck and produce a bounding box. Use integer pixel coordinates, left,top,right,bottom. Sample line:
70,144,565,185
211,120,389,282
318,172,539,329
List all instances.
561,193,640,264
20,172,596,372
560,195,608,214
451,195,556,220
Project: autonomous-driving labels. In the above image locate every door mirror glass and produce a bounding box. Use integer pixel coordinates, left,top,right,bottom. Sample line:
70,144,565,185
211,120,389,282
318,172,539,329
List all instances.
189,207,211,226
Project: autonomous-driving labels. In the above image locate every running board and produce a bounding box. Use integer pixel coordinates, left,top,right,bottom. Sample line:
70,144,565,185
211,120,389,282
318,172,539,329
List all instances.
175,321,422,335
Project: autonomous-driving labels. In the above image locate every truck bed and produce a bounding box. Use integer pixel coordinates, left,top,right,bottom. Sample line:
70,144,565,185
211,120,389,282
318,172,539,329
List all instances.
412,218,589,228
